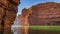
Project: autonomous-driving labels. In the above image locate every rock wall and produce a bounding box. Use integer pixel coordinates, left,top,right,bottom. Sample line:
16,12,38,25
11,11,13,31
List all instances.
20,2,60,26
20,8,29,34
0,0,20,34
27,2,60,25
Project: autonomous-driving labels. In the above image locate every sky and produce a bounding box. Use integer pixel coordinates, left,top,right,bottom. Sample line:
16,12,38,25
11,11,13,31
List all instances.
17,0,60,15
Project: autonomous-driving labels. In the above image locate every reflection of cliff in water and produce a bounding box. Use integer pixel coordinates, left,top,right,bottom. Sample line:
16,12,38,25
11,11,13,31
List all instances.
11,15,26,34
11,15,21,34
28,29,60,34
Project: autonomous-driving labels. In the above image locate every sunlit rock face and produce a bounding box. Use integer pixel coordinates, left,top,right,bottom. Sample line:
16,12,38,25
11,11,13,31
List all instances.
20,2,60,25
12,8,29,34
12,14,29,34
19,8,29,34
0,0,20,34
27,2,60,25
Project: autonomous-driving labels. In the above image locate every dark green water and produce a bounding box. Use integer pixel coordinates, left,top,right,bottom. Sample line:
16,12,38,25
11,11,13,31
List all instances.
0,28,60,34
28,29,60,34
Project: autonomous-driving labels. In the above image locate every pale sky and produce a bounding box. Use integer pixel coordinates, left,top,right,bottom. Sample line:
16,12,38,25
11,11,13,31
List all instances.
17,0,60,15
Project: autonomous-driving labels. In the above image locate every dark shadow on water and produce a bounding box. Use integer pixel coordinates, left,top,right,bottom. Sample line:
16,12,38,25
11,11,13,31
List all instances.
0,28,13,34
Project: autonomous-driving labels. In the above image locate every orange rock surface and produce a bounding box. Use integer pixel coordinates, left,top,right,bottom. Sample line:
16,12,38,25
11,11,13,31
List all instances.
0,0,20,34
20,2,60,26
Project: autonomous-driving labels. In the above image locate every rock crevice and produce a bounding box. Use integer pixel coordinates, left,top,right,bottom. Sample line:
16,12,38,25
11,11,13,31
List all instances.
0,0,20,34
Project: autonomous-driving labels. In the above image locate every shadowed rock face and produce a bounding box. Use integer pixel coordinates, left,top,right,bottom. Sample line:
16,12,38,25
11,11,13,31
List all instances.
20,2,60,25
0,0,20,34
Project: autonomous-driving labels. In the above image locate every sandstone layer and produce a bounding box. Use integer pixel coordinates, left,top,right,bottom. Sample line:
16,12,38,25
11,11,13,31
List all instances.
21,2,60,25
0,0,20,34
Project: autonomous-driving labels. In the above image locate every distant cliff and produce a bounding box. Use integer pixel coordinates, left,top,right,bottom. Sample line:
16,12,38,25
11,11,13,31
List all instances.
19,2,60,25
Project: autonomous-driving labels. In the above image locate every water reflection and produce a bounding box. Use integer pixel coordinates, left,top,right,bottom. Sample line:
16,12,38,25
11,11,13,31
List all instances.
0,26,60,34
29,29,60,34
11,25,25,34
11,26,60,34
0,28,13,34
4,28,13,34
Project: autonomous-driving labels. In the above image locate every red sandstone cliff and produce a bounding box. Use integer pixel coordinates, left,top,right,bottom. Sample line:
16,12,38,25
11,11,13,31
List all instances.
20,2,60,25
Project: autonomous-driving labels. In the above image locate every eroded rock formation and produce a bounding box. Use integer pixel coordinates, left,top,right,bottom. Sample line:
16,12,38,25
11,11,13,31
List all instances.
0,0,20,34
20,2,60,26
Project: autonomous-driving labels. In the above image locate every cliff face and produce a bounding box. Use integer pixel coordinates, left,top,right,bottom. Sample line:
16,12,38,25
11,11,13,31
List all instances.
0,0,20,34
20,2,60,25
15,8,29,34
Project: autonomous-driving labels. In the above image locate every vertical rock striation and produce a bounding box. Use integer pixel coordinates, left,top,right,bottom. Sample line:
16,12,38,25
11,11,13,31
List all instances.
22,2,60,25
27,2,60,25
0,0,20,34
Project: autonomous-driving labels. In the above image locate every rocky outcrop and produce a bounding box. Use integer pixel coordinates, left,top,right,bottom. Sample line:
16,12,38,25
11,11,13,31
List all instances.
0,0,20,34
12,8,29,34
20,2,60,26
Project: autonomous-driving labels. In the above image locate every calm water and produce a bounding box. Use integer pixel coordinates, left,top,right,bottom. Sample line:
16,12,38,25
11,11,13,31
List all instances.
0,27,60,34
12,26,60,34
